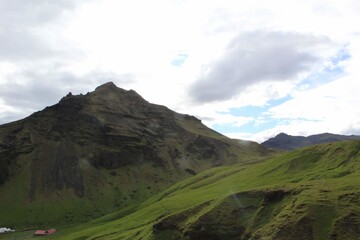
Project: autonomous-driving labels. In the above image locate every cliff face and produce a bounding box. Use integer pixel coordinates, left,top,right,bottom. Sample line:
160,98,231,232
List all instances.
0,82,267,227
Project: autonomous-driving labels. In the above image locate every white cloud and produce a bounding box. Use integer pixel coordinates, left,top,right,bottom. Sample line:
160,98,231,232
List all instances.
189,31,338,103
227,74,360,143
0,0,89,62
268,75,360,130
0,0,359,141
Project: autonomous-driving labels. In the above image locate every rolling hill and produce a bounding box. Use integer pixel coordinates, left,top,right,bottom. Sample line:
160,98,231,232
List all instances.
49,139,360,240
0,82,269,228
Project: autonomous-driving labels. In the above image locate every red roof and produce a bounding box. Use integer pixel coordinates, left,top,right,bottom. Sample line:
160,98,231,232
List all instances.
46,228,57,234
34,228,57,235
34,230,46,235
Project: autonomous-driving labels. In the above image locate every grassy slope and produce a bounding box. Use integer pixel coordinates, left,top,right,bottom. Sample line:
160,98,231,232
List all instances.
41,140,360,240
0,159,190,228
2,140,359,239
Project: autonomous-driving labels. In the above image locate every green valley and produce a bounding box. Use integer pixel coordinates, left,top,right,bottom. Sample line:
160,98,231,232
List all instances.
3,139,356,240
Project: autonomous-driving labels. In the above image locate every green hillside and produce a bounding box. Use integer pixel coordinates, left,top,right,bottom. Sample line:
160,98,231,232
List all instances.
0,83,271,229
6,139,355,240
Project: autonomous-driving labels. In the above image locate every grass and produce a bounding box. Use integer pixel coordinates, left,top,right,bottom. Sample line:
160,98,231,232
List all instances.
1,140,359,239
34,140,359,240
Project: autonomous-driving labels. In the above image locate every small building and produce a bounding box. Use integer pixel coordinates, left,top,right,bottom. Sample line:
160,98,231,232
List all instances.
34,228,57,236
46,228,57,234
34,230,46,236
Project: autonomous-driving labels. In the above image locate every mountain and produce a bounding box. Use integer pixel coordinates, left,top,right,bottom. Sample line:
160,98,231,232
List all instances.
261,132,360,150
0,82,269,228
30,139,359,240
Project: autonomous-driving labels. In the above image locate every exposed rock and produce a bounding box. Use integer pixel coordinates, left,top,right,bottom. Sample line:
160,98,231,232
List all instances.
331,212,360,240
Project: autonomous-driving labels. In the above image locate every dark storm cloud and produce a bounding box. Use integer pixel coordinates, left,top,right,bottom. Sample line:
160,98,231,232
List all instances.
189,31,334,103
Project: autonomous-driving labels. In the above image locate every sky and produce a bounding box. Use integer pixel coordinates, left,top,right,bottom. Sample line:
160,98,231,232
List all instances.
0,0,360,143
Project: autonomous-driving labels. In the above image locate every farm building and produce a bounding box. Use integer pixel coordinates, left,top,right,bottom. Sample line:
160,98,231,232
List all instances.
34,228,57,236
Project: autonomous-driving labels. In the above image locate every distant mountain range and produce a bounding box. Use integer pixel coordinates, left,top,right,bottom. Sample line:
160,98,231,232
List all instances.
261,132,360,150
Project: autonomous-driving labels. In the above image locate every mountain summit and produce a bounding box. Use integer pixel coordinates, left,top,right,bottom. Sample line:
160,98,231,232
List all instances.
0,82,267,227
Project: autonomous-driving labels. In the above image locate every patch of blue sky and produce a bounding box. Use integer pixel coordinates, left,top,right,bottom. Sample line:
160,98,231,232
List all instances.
213,117,320,134
171,53,188,67
328,46,351,66
228,95,292,118
213,95,292,134
213,118,279,134
267,95,292,107
303,47,350,87
302,66,343,87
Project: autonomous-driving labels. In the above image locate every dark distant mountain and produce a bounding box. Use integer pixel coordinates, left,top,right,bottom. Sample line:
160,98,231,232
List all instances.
0,82,269,227
262,132,360,150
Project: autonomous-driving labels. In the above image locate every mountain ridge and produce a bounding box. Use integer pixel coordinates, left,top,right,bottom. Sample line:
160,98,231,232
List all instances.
261,132,360,150
0,82,269,227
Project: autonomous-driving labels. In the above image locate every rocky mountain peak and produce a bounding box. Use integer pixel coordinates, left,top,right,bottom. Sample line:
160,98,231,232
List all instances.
0,82,269,227
0,82,246,201
275,132,290,138
94,81,120,92
90,82,146,105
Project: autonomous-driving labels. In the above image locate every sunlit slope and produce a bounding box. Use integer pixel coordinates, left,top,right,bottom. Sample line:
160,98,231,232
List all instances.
58,140,360,240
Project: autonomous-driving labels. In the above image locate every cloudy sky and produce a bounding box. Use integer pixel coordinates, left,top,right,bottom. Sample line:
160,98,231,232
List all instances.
0,0,359,142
